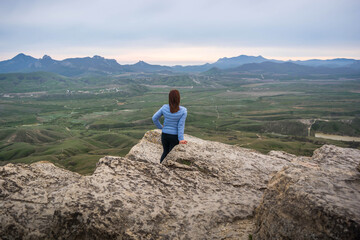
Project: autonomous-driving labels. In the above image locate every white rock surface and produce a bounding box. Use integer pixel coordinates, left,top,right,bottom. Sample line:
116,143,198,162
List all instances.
1,129,359,239
253,145,360,240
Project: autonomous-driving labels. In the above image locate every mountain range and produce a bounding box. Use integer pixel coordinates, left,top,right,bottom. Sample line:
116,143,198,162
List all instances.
0,53,359,76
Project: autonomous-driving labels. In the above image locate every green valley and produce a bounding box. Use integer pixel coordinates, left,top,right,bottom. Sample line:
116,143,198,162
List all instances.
1,71,359,174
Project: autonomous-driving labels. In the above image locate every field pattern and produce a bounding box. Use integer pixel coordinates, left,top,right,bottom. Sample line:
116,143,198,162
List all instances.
1,72,359,174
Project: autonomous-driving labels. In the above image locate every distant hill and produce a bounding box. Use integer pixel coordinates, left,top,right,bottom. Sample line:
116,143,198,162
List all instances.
223,61,360,75
171,63,212,73
0,54,178,76
59,55,126,75
0,54,125,76
291,58,359,68
0,53,38,73
173,55,360,72
123,61,172,73
0,53,359,76
172,55,271,72
202,67,222,75
0,54,172,76
212,55,268,69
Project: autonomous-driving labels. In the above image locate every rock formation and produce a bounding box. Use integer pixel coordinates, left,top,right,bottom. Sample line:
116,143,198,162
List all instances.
0,129,359,239
253,145,360,240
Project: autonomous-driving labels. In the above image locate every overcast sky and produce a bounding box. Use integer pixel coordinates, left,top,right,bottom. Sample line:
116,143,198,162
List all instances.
0,0,359,65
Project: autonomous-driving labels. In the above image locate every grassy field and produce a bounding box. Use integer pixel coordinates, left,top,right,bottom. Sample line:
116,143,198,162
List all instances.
1,72,359,174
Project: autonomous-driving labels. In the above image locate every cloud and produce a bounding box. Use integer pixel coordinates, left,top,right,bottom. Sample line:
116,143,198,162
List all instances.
0,0,359,63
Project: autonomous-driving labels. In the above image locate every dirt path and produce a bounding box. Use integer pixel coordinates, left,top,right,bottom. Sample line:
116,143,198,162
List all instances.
191,77,201,84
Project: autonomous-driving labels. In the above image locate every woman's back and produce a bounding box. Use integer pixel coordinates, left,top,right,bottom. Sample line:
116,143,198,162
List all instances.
162,104,187,134
152,104,187,140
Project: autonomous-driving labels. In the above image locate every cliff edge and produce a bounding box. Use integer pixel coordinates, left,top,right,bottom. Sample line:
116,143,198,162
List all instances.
0,129,359,239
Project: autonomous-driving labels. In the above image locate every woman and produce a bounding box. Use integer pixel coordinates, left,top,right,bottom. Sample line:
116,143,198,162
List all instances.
152,89,187,163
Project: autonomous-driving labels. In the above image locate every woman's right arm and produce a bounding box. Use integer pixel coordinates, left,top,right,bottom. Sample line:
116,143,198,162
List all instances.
152,106,164,129
177,108,187,142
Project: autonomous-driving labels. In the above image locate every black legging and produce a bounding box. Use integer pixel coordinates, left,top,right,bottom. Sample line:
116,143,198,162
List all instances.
160,132,179,163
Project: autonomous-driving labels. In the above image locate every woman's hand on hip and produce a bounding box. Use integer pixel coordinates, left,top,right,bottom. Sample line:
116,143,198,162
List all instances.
179,140,187,144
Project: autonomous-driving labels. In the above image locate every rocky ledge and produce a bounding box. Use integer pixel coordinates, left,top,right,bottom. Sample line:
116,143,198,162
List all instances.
253,145,360,239
0,129,359,239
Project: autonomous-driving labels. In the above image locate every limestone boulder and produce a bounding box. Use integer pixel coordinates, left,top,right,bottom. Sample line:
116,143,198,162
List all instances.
1,130,292,239
253,145,360,240
127,129,293,191
1,130,359,239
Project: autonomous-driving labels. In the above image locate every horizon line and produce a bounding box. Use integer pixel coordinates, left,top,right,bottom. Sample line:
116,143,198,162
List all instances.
1,52,359,67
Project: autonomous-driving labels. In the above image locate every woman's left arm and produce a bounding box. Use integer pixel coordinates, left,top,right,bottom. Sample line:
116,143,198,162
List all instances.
177,108,187,141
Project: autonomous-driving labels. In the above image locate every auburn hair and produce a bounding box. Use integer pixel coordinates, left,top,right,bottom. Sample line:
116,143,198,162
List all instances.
169,89,180,113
